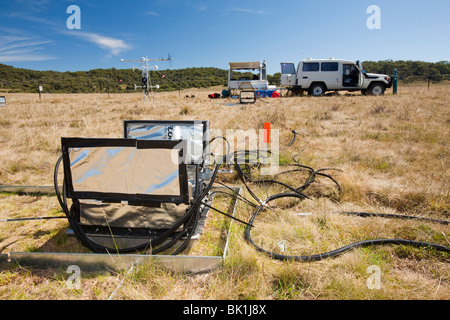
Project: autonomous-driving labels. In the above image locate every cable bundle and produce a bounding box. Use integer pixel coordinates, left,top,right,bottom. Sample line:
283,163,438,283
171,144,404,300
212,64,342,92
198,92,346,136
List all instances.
214,148,449,261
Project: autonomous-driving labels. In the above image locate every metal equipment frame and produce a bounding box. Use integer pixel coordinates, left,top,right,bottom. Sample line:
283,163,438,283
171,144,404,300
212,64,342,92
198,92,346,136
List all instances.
0,186,241,274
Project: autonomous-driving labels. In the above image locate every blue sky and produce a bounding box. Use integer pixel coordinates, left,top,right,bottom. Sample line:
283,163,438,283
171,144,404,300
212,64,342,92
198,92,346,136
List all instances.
0,0,449,75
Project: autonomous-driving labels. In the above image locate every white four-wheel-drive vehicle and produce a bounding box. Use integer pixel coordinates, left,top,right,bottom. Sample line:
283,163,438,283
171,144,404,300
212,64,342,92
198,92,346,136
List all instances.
280,58,392,96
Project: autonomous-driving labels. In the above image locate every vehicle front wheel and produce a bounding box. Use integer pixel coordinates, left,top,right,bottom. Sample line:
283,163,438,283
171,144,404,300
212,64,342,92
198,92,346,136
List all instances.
368,83,385,96
309,84,326,97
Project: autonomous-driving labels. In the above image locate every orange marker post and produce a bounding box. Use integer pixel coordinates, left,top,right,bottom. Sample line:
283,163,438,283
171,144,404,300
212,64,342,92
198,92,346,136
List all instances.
264,122,271,143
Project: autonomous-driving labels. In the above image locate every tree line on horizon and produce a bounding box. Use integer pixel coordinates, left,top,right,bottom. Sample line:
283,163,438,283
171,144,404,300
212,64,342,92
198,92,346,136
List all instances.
0,60,448,93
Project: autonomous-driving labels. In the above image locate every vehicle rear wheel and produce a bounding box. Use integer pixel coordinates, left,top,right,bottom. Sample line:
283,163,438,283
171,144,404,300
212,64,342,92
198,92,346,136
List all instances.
309,83,326,97
368,83,385,96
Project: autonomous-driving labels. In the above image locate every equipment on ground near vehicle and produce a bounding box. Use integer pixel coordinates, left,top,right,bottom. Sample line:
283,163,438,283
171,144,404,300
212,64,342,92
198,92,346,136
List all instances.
228,61,270,92
239,90,257,104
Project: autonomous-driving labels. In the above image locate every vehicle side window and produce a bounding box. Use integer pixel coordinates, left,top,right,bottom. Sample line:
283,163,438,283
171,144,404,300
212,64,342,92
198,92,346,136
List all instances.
281,63,296,74
321,62,338,72
302,63,319,72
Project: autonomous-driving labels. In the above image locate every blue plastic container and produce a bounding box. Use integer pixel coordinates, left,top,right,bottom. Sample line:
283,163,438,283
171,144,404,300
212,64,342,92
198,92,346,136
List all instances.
255,90,266,98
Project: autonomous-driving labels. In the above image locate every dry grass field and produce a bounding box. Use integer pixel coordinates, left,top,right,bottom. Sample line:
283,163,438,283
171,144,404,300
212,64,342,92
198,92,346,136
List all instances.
0,82,449,300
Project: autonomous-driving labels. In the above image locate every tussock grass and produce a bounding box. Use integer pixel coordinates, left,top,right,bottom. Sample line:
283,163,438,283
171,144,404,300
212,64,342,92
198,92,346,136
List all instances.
0,84,449,300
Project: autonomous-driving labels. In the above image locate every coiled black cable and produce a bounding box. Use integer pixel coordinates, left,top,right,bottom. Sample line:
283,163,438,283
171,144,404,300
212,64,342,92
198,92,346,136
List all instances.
232,150,343,203
244,193,450,262
216,146,449,261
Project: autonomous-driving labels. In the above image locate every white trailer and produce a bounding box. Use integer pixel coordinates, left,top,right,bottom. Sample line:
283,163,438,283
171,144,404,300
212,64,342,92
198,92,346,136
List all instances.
281,58,392,96
228,61,269,91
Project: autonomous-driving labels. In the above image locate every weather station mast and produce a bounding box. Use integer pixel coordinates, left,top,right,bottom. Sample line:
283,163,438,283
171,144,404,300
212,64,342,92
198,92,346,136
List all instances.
121,55,173,101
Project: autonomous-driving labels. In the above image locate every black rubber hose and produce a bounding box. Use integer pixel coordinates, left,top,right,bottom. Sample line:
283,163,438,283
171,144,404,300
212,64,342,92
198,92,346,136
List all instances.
67,184,201,254
342,211,450,225
244,193,450,262
211,187,258,208
286,130,297,147
249,237,450,262
231,150,305,204
232,152,340,200
210,136,231,156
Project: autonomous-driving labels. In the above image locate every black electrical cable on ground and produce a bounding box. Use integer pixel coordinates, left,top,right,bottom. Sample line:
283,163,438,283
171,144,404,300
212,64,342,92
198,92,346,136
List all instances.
243,194,450,262
197,200,254,228
232,150,343,202
341,211,450,225
0,216,66,222
286,130,297,147
230,150,310,205
227,149,449,261
211,184,258,208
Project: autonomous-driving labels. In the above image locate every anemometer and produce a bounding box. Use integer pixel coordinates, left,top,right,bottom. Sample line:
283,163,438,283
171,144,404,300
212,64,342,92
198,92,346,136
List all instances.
121,55,173,100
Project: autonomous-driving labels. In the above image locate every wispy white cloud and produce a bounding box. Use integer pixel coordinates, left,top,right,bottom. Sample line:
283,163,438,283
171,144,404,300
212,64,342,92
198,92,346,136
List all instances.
13,0,50,5
0,28,57,62
65,31,131,56
0,40,54,53
12,0,51,12
13,0,50,6
0,54,57,62
226,8,267,15
145,11,159,16
7,12,61,28
150,0,219,12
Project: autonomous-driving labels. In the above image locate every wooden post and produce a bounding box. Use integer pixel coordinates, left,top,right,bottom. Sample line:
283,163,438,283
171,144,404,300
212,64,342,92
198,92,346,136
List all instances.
107,75,110,98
